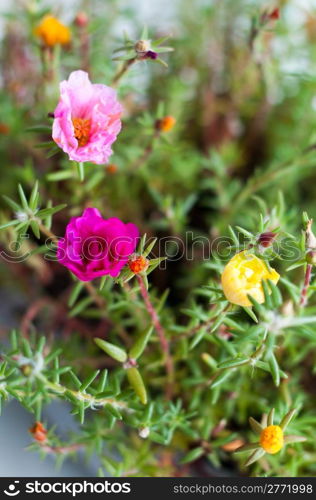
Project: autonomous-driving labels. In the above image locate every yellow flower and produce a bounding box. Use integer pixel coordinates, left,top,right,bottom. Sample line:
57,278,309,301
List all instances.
34,15,71,47
235,408,307,467
221,250,279,307
259,425,284,454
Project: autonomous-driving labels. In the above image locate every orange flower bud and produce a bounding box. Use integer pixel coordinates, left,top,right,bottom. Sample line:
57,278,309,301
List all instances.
260,425,284,454
156,116,176,133
129,255,149,274
106,163,118,174
0,123,10,135
29,422,48,443
34,15,71,47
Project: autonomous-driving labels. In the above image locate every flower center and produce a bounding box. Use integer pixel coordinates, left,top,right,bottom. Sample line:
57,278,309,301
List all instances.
82,237,107,263
72,118,91,147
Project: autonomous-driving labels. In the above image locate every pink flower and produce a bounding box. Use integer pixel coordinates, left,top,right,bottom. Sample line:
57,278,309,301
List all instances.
57,208,139,281
52,70,122,164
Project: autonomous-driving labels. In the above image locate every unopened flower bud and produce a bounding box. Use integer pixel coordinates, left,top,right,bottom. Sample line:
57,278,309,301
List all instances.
129,255,149,274
29,421,48,443
0,123,10,135
155,116,176,133
134,40,150,54
75,11,89,28
139,426,150,439
258,232,277,248
306,219,316,250
268,8,280,21
123,358,137,370
106,163,118,174
145,50,158,60
261,7,280,25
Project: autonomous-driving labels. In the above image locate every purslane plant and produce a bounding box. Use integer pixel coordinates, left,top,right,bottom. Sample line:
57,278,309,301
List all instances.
0,2,316,478
1,182,314,475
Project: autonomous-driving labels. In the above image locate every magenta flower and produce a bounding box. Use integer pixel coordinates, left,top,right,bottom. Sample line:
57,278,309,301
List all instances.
57,208,139,281
52,70,122,164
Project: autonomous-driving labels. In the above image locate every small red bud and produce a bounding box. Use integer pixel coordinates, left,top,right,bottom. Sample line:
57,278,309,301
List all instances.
258,232,277,248
74,11,89,28
260,7,280,25
106,163,118,174
29,422,48,443
128,255,149,274
269,8,280,21
145,50,158,60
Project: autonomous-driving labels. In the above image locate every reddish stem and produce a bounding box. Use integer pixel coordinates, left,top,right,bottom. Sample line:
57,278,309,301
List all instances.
40,442,84,455
79,29,90,73
136,275,174,399
300,264,312,307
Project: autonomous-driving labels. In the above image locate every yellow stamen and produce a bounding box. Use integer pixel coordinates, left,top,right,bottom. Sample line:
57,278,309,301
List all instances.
72,118,91,147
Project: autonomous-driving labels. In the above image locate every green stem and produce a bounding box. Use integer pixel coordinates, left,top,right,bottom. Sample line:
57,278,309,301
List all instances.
136,274,174,399
36,374,129,411
77,162,85,182
129,130,160,171
111,58,137,87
